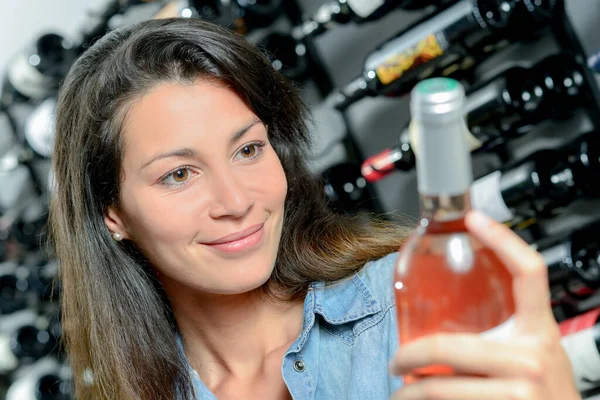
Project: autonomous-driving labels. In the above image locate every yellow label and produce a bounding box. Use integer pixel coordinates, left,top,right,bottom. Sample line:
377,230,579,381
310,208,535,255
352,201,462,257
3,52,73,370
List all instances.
375,34,444,85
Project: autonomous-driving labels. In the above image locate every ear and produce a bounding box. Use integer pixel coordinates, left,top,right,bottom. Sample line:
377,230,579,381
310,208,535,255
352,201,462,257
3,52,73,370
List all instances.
104,206,132,241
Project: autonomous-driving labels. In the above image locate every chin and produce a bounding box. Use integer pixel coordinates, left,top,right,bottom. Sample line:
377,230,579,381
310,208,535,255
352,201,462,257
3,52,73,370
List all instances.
208,258,276,295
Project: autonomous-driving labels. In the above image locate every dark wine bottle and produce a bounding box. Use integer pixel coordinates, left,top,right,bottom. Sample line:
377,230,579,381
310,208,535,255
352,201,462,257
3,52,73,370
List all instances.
0,266,29,315
332,0,561,110
235,0,285,31
293,0,457,40
0,311,55,374
6,357,71,400
361,52,586,181
470,131,600,223
257,32,309,82
539,222,600,305
1,34,76,106
321,162,378,214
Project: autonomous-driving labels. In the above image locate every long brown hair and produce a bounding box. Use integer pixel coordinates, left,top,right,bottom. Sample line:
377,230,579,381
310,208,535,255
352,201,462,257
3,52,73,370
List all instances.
49,18,410,399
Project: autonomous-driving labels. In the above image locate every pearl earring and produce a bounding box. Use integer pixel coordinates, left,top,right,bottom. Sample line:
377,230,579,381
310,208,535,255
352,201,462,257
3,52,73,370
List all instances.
112,232,123,242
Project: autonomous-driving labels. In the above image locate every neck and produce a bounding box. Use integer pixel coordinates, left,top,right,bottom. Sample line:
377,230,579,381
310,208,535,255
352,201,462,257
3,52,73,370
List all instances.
419,192,471,233
161,278,305,387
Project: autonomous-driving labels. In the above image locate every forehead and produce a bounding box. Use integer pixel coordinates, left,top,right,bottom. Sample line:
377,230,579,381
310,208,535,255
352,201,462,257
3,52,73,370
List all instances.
120,81,258,155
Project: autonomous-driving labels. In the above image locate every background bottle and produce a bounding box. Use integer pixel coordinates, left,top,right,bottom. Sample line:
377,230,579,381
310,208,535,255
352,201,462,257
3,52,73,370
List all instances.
361,52,586,182
293,0,457,40
470,131,600,224
394,77,515,382
0,263,30,316
1,34,76,106
0,310,56,374
333,0,561,110
6,357,71,400
539,223,600,310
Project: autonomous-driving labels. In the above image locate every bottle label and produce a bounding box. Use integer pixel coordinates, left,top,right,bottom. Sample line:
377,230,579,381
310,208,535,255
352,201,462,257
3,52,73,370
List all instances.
346,0,385,18
375,34,445,85
560,308,600,392
480,315,516,341
470,170,514,223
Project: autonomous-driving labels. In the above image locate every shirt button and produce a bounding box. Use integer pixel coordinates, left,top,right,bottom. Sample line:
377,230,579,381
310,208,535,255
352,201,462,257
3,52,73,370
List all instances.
293,360,306,372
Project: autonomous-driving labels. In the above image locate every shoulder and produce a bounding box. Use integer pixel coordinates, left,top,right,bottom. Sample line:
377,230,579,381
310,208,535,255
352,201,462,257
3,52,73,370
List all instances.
310,252,399,328
355,252,399,308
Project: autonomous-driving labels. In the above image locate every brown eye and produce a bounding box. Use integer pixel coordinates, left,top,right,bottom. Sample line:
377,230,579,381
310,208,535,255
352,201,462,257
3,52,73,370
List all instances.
240,145,256,158
173,168,189,182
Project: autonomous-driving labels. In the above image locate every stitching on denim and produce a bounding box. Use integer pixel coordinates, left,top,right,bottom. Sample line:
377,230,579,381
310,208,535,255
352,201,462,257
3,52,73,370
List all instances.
319,318,354,346
354,300,396,337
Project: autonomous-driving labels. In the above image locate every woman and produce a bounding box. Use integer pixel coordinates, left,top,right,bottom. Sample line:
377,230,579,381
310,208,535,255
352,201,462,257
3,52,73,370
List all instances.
49,17,580,399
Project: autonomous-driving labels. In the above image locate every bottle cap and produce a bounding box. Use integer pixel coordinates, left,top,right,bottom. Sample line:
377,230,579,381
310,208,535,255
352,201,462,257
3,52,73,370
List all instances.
411,77,472,196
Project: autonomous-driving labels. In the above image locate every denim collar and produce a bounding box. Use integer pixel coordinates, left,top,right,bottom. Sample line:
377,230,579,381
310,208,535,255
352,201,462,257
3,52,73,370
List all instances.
308,263,383,326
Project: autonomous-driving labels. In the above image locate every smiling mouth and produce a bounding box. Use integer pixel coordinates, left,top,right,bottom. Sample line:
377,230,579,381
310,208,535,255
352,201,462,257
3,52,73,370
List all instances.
201,223,265,253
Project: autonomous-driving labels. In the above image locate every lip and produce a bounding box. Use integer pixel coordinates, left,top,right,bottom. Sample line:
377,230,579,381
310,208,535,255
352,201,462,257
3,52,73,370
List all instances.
203,223,264,245
202,223,265,254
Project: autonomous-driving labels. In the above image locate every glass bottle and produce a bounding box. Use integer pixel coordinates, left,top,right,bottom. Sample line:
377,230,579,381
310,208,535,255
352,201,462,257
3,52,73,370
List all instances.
393,77,515,382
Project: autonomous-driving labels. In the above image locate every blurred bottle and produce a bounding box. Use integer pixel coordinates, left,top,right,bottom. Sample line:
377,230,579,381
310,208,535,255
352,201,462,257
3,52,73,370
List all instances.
361,52,587,181
154,0,283,34
0,263,30,315
1,34,76,106
23,98,57,159
30,260,60,303
321,161,378,214
394,78,514,382
293,0,457,40
539,222,600,306
470,131,600,225
332,0,561,110
0,310,56,374
6,357,71,400
258,32,310,82
559,307,600,396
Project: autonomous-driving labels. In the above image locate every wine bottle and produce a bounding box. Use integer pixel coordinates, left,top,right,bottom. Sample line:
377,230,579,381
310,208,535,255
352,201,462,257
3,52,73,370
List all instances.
361,52,586,182
257,33,309,82
470,131,600,224
540,222,600,305
6,357,71,400
293,0,457,40
1,33,76,106
332,0,561,110
0,264,29,315
235,0,285,31
0,310,56,374
393,78,515,382
321,161,377,214
559,308,600,397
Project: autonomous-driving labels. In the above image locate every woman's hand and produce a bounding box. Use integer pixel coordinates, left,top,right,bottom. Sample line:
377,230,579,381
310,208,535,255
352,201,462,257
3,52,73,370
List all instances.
390,210,582,400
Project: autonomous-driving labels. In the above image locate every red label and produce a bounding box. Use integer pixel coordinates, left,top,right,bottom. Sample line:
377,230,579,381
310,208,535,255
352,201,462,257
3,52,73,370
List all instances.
559,308,600,336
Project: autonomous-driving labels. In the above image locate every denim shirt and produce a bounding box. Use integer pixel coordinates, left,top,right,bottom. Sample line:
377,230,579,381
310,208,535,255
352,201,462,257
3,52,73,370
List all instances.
182,252,404,399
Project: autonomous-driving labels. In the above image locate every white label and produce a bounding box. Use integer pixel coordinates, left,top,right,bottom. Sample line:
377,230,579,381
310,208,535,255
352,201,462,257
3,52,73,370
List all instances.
0,335,18,373
346,0,385,18
562,328,600,392
470,170,514,223
480,315,516,341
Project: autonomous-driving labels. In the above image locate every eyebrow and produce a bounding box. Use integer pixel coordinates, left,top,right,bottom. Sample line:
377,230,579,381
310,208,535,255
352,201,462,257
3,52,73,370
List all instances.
140,118,263,170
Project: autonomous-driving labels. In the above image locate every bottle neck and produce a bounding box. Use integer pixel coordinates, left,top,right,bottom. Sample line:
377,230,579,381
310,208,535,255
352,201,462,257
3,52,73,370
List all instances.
420,192,471,232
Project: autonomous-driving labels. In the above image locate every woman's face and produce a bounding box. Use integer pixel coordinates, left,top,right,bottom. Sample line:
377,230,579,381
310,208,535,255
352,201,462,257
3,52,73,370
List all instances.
104,80,288,295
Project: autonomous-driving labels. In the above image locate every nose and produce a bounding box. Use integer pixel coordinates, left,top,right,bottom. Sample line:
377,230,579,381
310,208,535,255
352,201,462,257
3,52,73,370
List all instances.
207,168,254,219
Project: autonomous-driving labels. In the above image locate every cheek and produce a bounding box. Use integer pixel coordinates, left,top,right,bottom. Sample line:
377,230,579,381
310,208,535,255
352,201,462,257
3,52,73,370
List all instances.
256,154,287,208
122,189,209,244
